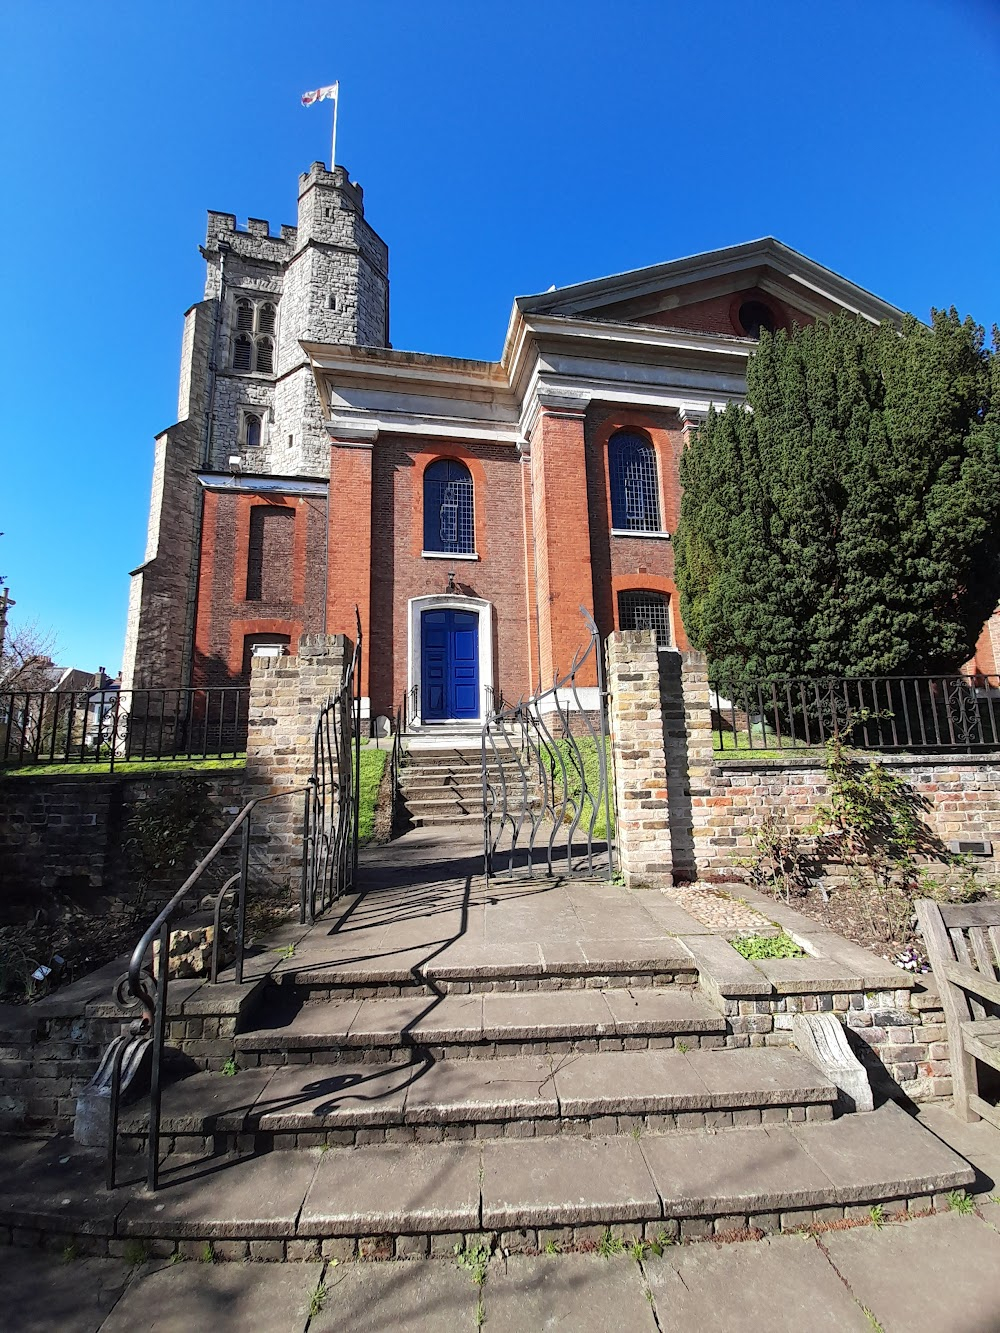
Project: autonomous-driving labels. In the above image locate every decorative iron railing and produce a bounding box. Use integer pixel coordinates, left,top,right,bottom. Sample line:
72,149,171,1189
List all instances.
0,685,249,770
303,621,362,919
482,608,615,882
710,673,1000,755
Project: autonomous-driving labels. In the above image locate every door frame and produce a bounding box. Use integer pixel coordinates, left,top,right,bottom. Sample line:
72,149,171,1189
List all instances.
407,594,493,727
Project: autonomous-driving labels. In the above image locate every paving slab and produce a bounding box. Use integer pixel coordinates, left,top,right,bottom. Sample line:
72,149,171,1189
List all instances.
482,1255,658,1332
821,1210,1000,1333
236,998,365,1048
481,989,613,1039
0,1249,130,1333
481,1134,660,1227
253,1061,414,1128
119,1150,319,1238
552,1049,710,1115
916,1102,1000,1197
577,937,694,970
791,1100,976,1202
678,934,772,996
98,1258,318,1333
646,1235,871,1331
404,1056,559,1123
310,1258,477,1333
601,987,725,1034
640,1124,837,1216
0,1136,127,1235
300,1142,482,1235
690,1047,834,1108
119,1068,277,1132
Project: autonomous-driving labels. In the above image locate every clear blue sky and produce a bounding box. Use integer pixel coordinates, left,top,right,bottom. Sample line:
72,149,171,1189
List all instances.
2,0,998,674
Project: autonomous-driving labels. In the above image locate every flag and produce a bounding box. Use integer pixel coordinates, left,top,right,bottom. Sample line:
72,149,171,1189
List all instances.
301,82,339,107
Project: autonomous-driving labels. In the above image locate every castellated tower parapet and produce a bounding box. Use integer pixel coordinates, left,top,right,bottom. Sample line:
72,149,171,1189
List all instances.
198,161,389,478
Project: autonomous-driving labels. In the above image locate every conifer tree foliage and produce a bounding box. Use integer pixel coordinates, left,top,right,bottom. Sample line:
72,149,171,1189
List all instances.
674,311,1000,687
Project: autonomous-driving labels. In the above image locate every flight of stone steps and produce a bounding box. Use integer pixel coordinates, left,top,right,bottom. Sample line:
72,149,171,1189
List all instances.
85,926,974,1257
399,740,528,827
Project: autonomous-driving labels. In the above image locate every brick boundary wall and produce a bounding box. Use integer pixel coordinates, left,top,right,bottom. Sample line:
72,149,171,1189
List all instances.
0,772,248,919
244,633,350,894
608,629,1000,889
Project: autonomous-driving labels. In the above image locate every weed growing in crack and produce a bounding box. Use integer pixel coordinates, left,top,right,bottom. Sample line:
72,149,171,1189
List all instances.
168,1250,185,1265
60,1243,78,1264
648,1230,675,1256
123,1240,150,1268
220,1056,238,1077
274,943,296,960
630,1124,642,1141
948,1190,974,1215
868,1205,885,1230
306,1280,328,1319
475,1296,486,1328
597,1228,625,1259
199,1242,215,1264
862,1308,885,1332
628,1238,647,1263
676,1040,691,1054
544,1241,560,1255
454,1240,490,1287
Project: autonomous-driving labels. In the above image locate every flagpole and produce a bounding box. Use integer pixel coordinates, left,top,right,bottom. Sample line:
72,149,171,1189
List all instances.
331,85,339,170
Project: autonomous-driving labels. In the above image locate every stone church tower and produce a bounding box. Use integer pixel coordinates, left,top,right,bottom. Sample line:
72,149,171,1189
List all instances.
122,163,388,689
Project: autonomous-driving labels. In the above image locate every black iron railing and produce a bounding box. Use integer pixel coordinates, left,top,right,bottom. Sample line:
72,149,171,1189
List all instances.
482,607,615,882
107,785,312,1190
0,685,249,770
710,673,1000,755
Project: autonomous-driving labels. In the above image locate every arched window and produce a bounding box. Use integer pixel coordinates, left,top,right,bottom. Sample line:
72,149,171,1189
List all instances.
608,431,662,533
423,458,474,554
254,337,274,374
618,590,671,645
244,413,262,448
231,296,279,373
233,334,252,372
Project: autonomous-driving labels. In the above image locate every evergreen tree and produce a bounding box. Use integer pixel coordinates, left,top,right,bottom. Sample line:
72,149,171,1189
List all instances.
674,311,1000,686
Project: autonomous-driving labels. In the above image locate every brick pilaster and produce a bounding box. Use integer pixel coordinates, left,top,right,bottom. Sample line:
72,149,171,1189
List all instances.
606,629,672,887
326,440,372,699
245,633,349,893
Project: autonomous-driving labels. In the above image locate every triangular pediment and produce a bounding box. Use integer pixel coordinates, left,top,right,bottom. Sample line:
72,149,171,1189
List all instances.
516,238,904,337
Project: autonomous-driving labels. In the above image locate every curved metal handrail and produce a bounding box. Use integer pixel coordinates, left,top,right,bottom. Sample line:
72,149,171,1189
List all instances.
125,786,312,1023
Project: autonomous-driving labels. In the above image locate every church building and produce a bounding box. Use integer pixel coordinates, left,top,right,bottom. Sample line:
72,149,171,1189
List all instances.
122,158,999,726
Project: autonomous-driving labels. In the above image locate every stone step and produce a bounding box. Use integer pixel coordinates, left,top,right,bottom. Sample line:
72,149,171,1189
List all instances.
403,797,484,817
234,987,728,1065
409,811,482,827
280,944,698,996
3,1101,975,1256
118,1047,838,1153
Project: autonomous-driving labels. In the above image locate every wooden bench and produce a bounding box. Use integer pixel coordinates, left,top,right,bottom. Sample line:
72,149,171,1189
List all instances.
916,899,1000,1126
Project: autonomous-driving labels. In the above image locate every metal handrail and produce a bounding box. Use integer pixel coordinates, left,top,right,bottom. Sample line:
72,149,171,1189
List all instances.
110,784,311,1191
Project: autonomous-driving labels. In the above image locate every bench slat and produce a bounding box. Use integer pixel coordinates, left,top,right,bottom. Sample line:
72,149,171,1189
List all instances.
950,931,987,1020
942,961,1000,1007
940,902,1000,929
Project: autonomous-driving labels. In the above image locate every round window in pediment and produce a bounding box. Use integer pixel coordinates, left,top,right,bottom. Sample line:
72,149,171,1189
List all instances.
738,300,777,338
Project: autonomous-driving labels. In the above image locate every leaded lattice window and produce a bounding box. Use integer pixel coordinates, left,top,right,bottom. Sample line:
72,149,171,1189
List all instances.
608,431,662,532
423,458,474,554
618,590,671,645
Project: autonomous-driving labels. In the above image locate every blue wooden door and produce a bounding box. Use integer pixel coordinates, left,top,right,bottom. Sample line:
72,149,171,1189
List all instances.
421,610,479,721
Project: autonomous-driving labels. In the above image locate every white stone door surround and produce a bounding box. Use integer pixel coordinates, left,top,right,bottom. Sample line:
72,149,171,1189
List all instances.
407,593,494,727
